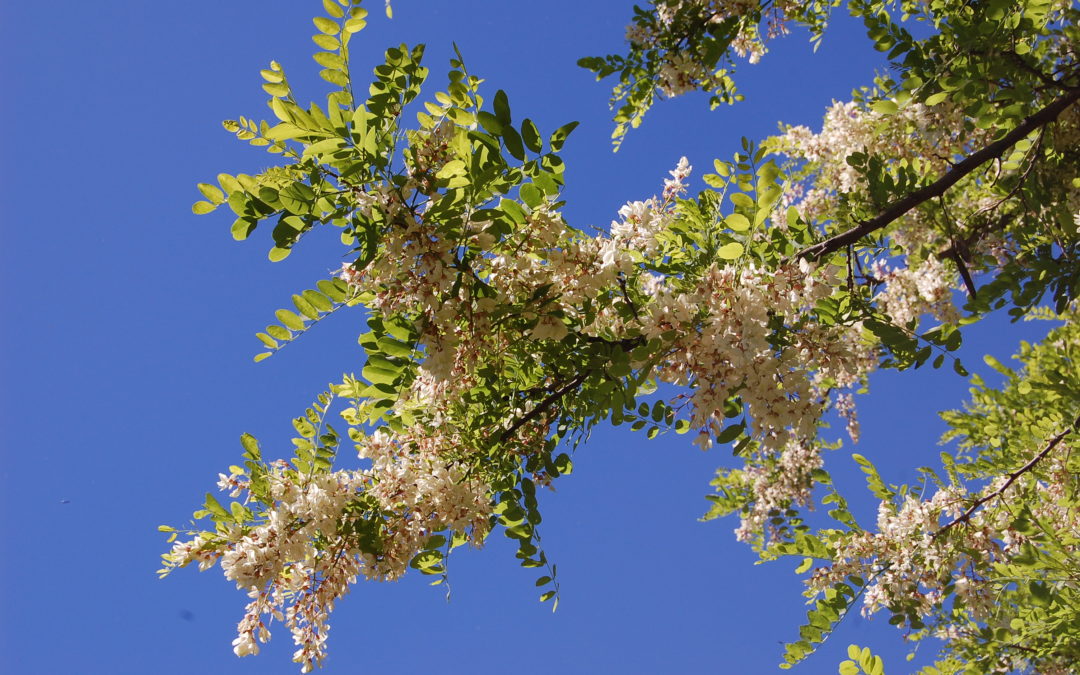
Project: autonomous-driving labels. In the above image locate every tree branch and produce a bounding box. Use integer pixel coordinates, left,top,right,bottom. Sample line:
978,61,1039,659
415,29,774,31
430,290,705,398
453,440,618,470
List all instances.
1004,50,1079,92
935,413,1080,538
795,89,1080,262
498,372,589,443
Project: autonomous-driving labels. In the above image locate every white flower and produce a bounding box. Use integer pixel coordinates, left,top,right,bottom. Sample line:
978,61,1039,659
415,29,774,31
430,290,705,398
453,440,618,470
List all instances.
529,315,569,341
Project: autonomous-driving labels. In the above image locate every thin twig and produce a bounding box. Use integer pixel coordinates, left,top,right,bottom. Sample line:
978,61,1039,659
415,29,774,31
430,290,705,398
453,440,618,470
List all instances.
618,274,641,321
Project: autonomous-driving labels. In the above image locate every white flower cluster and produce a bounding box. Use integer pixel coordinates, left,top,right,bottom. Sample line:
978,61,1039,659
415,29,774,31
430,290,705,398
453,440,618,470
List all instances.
807,450,1080,639
357,428,492,579
870,257,961,327
651,258,872,453
163,427,492,672
627,1,798,96
733,434,824,542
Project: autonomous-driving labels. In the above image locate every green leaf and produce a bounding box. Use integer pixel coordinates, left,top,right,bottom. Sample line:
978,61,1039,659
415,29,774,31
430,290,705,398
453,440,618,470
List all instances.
204,493,229,520
318,278,348,301
549,121,579,151
263,82,289,98
502,126,526,161
363,364,399,386
312,33,340,50
280,182,316,214
320,68,349,87
521,118,542,153
519,183,542,208
303,290,334,312
493,89,511,125
376,336,412,357
276,309,307,331
838,662,860,675
198,183,225,204
871,100,898,115
293,294,320,320
729,193,753,209
240,433,261,458
322,0,345,18
268,246,292,262
724,213,750,232
715,423,743,444
344,17,367,33
477,111,503,136
313,16,340,35
852,453,892,499
314,51,346,70
716,242,744,260
266,325,291,341
192,201,217,215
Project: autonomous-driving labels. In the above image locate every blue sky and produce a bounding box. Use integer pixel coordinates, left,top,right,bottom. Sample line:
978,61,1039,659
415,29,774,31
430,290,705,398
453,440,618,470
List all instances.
1,2,1055,674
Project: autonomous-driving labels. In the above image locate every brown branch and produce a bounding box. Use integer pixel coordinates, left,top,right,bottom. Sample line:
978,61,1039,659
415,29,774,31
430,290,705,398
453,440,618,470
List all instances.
497,372,589,443
617,274,641,321
946,246,979,299
1004,50,1079,92
795,89,1080,262
934,414,1080,538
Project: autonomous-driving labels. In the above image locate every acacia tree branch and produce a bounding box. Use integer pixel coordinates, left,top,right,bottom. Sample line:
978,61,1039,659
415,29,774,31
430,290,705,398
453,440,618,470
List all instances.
1004,50,1080,92
498,372,589,443
795,89,1080,262
935,413,1080,537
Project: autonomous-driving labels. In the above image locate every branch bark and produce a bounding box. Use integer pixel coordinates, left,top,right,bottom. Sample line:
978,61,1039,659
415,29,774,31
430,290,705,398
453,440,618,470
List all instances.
497,372,589,443
935,413,1080,538
795,89,1080,262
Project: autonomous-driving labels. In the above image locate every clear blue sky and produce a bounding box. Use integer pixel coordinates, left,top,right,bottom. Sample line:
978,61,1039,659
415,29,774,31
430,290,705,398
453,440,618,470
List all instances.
1,2,1054,674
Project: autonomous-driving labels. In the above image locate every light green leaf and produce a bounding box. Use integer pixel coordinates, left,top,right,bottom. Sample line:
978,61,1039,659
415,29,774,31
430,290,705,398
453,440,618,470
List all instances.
313,17,340,35
198,183,225,204
838,662,860,675
262,82,289,98
520,183,542,208
303,290,334,313
276,309,306,331
312,33,340,50
870,100,898,115
322,0,345,18
716,242,744,260
293,294,320,320
725,213,750,232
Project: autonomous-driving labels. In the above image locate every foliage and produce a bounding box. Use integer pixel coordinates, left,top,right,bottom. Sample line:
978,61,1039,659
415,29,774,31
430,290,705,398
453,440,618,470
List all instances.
163,0,1080,672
